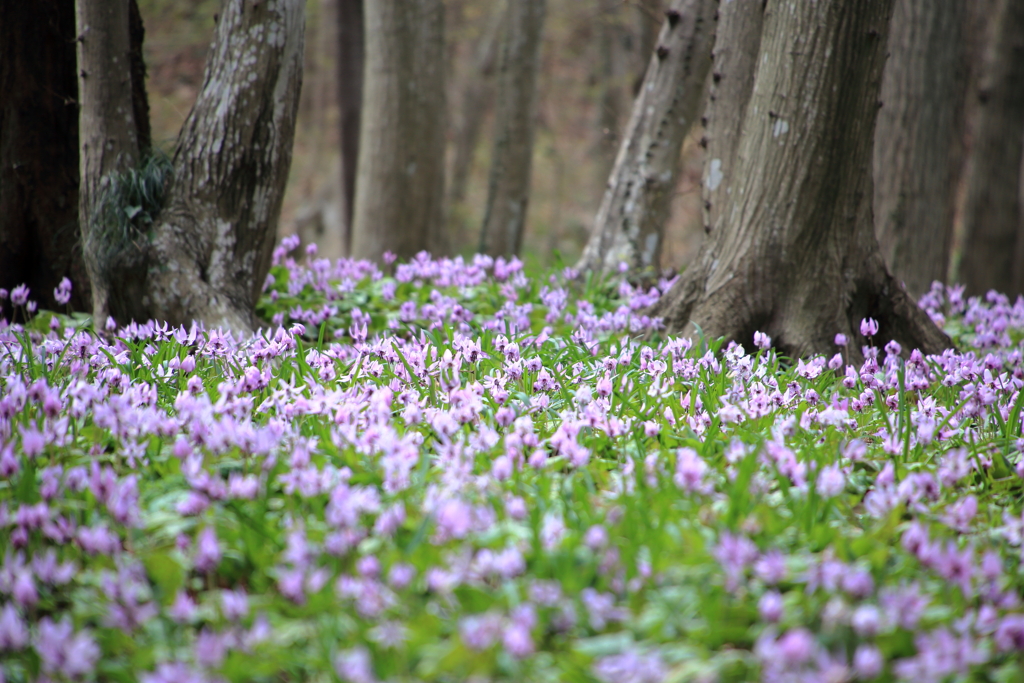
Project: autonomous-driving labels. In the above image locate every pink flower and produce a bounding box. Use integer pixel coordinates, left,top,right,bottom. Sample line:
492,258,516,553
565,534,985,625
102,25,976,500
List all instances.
860,318,879,337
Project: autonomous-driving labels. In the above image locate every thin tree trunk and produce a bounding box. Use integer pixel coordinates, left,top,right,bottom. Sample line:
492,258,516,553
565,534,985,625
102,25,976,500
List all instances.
593,13,625,176
352,0,446,263
479,0,546,258
448,4,503,208
576,0,718,276
873,0,967,299
337,0,363,256
700,0,764,237
75,0,143,324
0,0,89,317
136,0,304,333
649,0,951,360
956,0,1024,298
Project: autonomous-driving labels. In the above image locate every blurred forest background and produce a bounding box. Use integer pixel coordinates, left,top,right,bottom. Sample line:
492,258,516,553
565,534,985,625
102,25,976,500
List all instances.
138,0,704,272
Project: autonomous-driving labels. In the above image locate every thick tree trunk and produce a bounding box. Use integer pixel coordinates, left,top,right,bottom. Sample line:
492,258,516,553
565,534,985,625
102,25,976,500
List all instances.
576,0,717,276
700,0,764,236
351,0,447,263
873,0,967,299
2,0,150,321
336,0,363,256
478,0,546,258
956,0,1024,299
649,0,951,360
140,0,305,333
75,0,143,324
0,0,89,317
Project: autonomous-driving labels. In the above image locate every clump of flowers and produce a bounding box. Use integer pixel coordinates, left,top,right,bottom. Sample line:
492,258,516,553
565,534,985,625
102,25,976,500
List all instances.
1,241,1024,682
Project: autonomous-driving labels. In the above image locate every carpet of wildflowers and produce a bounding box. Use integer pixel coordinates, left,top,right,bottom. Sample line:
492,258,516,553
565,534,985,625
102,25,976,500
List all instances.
3,236,1024,682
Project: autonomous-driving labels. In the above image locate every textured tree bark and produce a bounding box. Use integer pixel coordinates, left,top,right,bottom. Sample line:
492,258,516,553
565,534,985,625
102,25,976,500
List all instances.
75,0,143,323
649,0,951,360
576,0,718,276
336,0,363,256
141,0,305,334
478,0,546,258
352,0,447,263
0,0,89,317
1,0,150,320
873,0,966,299
956,0,1024,299
700,0,763,236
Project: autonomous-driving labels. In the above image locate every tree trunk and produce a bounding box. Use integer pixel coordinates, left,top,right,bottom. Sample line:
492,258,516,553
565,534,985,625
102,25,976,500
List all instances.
649,0,952,360
75,0,143,324
0,0,88,317
1,0,150,321
872,0,967,299
700,0,764,237
445,2,503,250
448,4,503,207
956,0,1024,299
336,0,363,256
351,0,447,263
478,0,546,258
593,13,625,176
576,0,717,276
139,0,305,333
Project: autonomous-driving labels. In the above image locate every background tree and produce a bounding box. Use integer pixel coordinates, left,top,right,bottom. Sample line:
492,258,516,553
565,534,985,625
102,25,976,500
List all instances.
75,0,145,322
479,0,546,258
576,0,717,275
955,0,1024,299
872,0,967,298
76,0,305,332
1,0,147,318
336,0,363,256
649,0,951,359
351,0,447,263
446,2,503,246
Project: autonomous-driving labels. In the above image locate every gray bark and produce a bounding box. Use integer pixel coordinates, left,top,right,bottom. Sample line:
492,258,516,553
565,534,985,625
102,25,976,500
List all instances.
336,0,363,255
873,0,967,299
75,0,142,324
141,0,304,334
351,0,447,263
649,0,951,360
577,0,718,276
479,0,546,258
699,0,763,237
956,0,1024,298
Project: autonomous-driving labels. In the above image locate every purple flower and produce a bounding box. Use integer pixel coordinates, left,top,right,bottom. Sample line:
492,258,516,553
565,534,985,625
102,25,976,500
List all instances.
593,649,667,683
220,588,248,621
853,644,883,678
0,603,29,650
34,617,100,679
834,333,848,346
815,463,846,498
758,590,784,623
169,591,197,623
753,331,771,350
334,646,378,683
860,318,879,337
53,277,72,306
9,284,29,307
194,527,222,573
503,622,534,658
